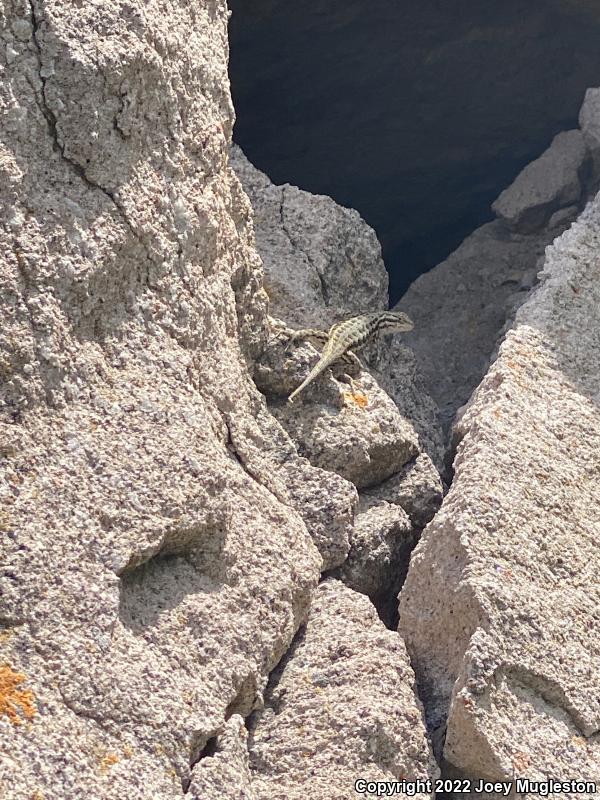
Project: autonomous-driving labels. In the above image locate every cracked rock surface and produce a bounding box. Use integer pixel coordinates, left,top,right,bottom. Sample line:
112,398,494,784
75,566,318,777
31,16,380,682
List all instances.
7,0,600,795
235,145,444,468
188,715,256,800
237,146,446,618
0,2,442,798
331,495,415,624
230,144,388,331
248,579,439,799
364,453,443,532
270,371,419,490
0,1,352,796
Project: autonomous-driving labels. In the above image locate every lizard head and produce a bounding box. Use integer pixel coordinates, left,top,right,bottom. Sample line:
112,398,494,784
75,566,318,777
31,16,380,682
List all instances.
376,311,414,334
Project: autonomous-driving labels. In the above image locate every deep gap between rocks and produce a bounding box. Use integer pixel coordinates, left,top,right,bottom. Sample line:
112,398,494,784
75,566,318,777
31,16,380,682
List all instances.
228,0,600,301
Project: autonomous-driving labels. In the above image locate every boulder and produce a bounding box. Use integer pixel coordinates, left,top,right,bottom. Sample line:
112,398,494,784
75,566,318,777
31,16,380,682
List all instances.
332,495,414,613
396,220,553,431
399,193,600,786
270,369,419,489
0,3,331,797
364,453,444,530
234,145,446,468
396,95,599,438
249,580,438,798
230,145,388,330
491,130,587,232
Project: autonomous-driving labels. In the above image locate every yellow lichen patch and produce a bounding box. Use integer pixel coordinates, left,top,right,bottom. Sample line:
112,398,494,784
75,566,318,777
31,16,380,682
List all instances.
0,663,37,725
98,752,120,774
343,391,369,408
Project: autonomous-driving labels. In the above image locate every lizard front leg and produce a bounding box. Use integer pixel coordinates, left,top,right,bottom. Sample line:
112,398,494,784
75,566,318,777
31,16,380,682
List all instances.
288,328,329,349
267,316,329,350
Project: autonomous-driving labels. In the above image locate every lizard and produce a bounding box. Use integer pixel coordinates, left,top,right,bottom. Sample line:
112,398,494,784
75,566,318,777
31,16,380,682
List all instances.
284,311,414,403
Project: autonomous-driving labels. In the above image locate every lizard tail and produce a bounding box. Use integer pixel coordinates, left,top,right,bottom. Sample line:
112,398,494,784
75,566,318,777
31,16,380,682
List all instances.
288,356,333,403
288,372,314,403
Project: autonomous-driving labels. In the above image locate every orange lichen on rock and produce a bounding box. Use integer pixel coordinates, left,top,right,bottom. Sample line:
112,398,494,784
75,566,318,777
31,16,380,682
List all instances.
0,663,37,725
343,391,369,408
99,752,120,774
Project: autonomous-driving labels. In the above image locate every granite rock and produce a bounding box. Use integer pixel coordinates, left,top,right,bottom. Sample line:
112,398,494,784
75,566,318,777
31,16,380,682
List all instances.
364,453,444,530
394,93,600,437
369,340,446,467
276,459,357,572
270,369,419,489
187,715,256,800
249,579,438,799
0,2,328,797
396,220,552,431
491,130,587,232
331,496,414,621
231,145,388,330
235,145,446,468
221,405,357,571
399,193,600,786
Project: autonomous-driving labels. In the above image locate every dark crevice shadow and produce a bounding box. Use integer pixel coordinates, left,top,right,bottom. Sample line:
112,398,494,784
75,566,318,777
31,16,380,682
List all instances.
196,734,218,762
182,731,219,793
229,0,600,302
324,526,420,632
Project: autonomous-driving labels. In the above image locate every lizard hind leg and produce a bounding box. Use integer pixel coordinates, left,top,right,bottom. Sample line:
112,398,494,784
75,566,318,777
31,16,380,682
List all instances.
338,350,362,373
335,351,364,397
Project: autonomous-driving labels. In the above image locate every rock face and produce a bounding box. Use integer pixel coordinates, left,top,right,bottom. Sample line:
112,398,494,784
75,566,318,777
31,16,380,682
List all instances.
396,221,552,430
270,371,419,489
0,2,354,796
235,146,446,619
399,192,600,785
230,145,388,331
580,87,600,185
397,96,600,431
333,496,413,600
248,580,439,798
364,453,443,531
7,0,600,794
229,0,600,299
327,456,443,624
